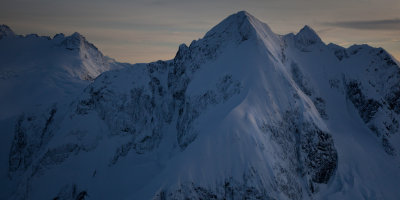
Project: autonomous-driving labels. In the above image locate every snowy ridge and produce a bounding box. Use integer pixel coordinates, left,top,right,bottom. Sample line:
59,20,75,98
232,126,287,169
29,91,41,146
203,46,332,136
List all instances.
58,32,118,80
1,11,400,200
0,26,128,120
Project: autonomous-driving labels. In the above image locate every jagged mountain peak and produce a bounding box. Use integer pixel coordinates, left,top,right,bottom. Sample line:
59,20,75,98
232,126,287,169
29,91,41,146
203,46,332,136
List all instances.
295,25,323,46
0,26,126,119
203,10,275,43
204,10,254,35
234,10,252,17
60,32,99,51
173,11,263,68
56,32,120,80
179,11,281,67
52,33,65,42
0,24,15,39
225,10,256,25
69,32,86,41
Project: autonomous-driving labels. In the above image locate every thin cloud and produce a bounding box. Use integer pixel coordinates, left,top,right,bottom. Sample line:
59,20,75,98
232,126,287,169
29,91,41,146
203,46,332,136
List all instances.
324,19,400,30
316,28,334,34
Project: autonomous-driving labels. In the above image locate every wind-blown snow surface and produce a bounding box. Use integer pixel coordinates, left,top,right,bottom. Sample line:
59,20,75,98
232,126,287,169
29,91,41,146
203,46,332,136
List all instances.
2,11,400,199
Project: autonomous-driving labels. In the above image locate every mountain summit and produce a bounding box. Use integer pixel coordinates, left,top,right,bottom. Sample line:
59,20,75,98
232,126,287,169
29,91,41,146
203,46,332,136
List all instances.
0,25,15,39
203,11,272,41
1,11,400,200
295,25,323,46
0,27,127,120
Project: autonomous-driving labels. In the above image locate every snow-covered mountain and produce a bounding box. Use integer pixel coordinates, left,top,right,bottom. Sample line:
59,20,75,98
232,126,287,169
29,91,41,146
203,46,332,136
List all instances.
1,11,400,200
0,25,128,120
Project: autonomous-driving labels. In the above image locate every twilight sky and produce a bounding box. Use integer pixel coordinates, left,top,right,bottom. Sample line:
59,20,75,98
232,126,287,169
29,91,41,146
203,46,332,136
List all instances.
1,0,400,63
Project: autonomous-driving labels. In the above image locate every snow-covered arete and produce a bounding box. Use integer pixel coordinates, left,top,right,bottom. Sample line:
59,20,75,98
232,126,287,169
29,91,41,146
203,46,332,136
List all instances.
0,26,128,120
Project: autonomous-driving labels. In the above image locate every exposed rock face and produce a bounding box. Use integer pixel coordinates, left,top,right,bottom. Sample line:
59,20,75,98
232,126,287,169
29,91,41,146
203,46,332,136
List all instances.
342,47,400,156
9,105,57,177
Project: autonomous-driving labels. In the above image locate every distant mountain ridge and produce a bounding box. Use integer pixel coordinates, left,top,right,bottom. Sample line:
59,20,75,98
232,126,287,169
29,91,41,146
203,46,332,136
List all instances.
1,11,400,200
0,25,129,120
0,25,15,39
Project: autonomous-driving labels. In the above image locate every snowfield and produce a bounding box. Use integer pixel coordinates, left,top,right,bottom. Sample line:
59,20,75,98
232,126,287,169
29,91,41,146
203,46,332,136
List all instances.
1,11,400,200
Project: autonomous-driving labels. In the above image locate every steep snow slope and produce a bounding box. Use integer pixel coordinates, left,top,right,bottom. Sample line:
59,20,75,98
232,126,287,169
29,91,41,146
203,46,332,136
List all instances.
0,25,128,120
2,11,400,200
